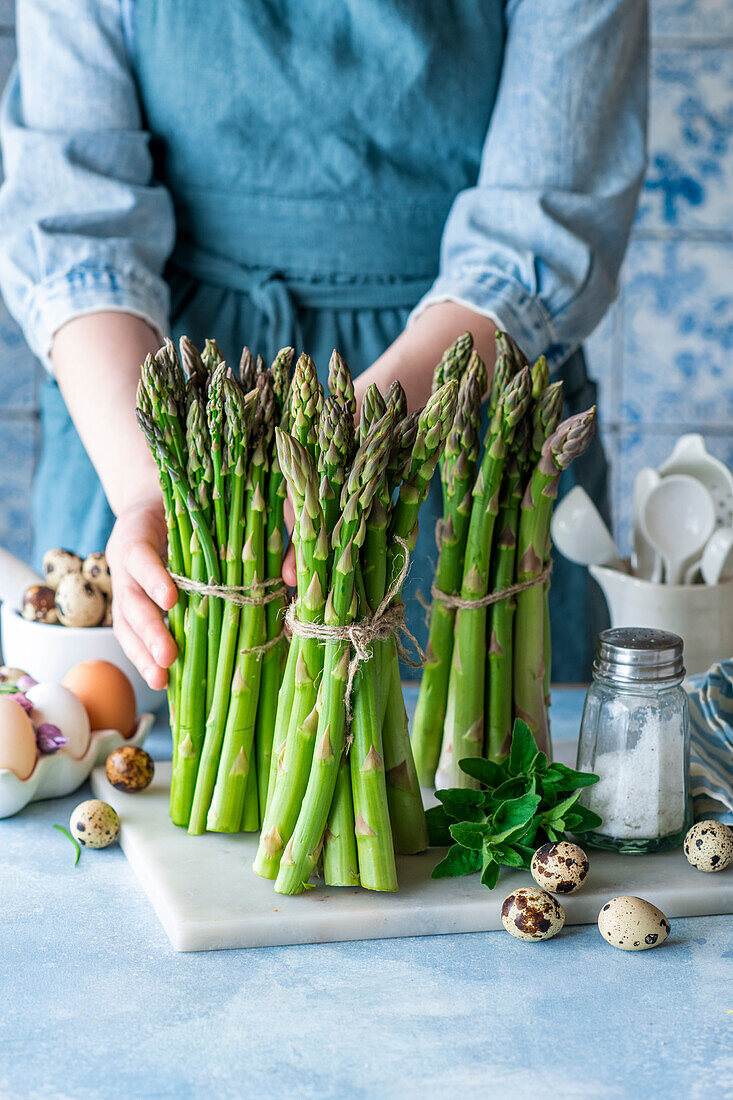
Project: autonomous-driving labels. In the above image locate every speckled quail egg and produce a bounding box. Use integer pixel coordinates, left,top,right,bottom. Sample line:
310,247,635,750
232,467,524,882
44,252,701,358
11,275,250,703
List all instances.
43,548,82,590
531,841,589,895
69,799,120,849
82,551,112,596
683,820,733,873
54,573,106,628
21,583,59,624
105,745,154,792
0,666,30,688
501,887,565,942
598,896,670,951
101,597,113,627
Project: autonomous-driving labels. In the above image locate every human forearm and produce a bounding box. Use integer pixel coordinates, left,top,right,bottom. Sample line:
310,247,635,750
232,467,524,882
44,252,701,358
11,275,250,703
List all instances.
51,311,178,689
51,312,163,516
354,301,496,413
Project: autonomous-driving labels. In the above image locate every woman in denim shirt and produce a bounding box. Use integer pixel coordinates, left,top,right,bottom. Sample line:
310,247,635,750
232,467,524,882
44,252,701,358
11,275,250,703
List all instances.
0,0,647,688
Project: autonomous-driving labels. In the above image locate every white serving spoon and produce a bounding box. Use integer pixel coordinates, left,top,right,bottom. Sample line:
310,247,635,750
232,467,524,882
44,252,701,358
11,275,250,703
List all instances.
700,527,733,586
659,434,733,528
641,474,716,585
632,467,662,582
551,486,623,568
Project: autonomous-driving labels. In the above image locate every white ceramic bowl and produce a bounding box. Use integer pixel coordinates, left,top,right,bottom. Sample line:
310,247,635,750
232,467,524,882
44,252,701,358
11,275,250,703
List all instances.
0,604,165,714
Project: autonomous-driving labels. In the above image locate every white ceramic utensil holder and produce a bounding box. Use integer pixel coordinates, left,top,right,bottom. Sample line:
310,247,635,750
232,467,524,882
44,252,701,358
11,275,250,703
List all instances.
590,564,733,676
0,711,154,818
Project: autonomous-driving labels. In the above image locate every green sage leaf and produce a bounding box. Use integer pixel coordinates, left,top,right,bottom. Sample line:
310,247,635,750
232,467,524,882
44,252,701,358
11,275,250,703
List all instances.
480,854,500,889
492,792,541,835
432,844,482,879
449,821,490,850
542,762,599,792
507,719,539,776
426,804,453,847
458,756,505,788
541,791,582,823
565,803,603,832
490,843,527,869
436,788,486,823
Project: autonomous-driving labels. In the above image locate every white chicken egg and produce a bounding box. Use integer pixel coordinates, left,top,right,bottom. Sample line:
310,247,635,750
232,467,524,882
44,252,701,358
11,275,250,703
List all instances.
598,896,670,951
26,682,91,760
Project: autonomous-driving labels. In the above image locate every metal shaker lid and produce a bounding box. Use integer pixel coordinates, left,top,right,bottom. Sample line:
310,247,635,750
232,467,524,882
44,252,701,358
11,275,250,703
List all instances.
593,627,685,683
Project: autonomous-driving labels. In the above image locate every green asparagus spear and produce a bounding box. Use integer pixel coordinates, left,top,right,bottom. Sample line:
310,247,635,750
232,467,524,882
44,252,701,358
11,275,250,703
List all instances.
444,368,532,788
513,408,597,753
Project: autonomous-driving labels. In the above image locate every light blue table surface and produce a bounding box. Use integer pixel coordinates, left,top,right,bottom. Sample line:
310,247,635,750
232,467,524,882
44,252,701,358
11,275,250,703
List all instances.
3,688,732,1100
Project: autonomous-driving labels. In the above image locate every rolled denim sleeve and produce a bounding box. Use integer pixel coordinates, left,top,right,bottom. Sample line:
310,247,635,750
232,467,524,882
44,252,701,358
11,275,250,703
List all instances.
411,0,648,368
0,0,176,370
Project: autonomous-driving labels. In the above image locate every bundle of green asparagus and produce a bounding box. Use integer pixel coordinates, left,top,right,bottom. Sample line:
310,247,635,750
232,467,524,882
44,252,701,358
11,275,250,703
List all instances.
411,331,597,788
136,337,292,833
253,352,458,894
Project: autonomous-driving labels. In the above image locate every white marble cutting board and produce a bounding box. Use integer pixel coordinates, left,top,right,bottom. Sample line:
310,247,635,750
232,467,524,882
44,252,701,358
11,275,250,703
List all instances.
91,761,733,952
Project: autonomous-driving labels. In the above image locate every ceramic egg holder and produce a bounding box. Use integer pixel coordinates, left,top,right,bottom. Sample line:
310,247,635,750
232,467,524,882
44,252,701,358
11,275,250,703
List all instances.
0,712,154,819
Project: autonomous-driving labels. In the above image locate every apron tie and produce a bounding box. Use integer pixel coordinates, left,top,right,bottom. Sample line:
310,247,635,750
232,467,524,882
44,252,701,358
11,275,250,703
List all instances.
245,270,301,354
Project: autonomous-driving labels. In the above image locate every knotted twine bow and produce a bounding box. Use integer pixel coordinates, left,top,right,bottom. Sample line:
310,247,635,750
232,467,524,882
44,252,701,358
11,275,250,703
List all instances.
169,573,289,656
284,536,424,741
418,516,552,620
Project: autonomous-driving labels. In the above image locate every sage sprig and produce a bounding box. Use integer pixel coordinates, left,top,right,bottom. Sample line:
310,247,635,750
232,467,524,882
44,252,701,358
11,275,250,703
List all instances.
427,718,601,889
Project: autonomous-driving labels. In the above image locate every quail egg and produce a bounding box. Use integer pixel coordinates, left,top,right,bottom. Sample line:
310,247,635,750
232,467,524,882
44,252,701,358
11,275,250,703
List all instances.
501,886,565,942
0,667,30,689
69,799,120,849
82,551,112,596
21,583,59,624
54,573,106,628
105,745,154,792
43,548,82,590
598,896,670,951
531,841,589,895
683,820,733,873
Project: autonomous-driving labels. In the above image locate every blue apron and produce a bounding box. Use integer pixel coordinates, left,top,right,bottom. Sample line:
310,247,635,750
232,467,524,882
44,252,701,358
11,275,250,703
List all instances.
33,0,608,680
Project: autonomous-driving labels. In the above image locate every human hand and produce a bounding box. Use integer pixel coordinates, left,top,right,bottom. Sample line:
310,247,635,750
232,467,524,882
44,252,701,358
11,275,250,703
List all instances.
106,493,179,690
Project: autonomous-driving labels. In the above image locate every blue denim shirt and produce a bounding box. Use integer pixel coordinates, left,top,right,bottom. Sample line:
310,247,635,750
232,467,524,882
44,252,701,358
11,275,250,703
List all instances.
0,0,647,371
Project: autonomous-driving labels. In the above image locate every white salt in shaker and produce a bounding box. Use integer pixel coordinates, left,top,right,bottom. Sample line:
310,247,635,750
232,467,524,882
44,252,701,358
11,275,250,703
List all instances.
576,627,692,854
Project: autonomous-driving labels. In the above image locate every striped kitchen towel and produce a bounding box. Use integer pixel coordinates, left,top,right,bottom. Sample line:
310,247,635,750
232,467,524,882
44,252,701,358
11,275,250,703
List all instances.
686,659,733,823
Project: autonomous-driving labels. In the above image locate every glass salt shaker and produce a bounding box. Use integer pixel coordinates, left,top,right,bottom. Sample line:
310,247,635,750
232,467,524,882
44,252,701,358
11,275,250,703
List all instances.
576,627,692,854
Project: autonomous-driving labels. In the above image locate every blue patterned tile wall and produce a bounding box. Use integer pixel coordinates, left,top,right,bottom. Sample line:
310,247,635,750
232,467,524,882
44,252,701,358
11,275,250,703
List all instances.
587,1,733,558
0,2,731,567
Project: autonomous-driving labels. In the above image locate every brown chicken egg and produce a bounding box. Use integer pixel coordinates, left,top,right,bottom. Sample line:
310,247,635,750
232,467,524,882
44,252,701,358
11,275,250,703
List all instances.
63,660,137,737
0,695,37,779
